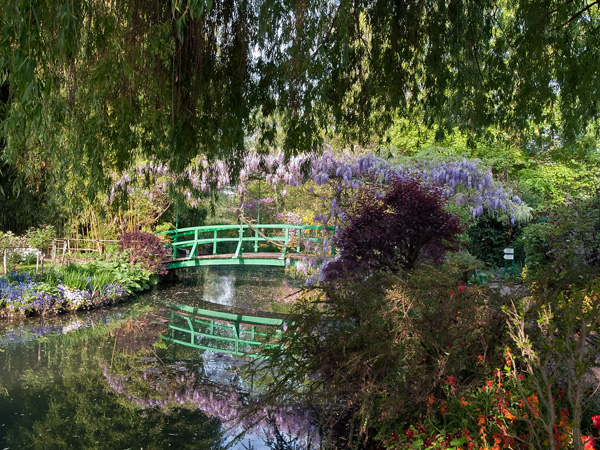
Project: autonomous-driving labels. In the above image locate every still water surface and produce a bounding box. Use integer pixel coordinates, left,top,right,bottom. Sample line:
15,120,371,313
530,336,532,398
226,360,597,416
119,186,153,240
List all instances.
0,267,317,450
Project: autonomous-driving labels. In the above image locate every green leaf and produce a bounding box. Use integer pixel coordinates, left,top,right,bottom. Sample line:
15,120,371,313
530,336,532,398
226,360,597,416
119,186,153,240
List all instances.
451,437,467,446
21,82,33,103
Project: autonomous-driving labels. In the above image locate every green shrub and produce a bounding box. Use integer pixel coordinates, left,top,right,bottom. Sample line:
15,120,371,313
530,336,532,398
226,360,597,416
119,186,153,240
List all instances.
26,225,55,255
522,193,600,285
467,214,527,267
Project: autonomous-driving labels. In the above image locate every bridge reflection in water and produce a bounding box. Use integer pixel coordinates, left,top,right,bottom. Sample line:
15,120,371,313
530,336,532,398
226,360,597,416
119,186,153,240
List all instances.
164,302,287,357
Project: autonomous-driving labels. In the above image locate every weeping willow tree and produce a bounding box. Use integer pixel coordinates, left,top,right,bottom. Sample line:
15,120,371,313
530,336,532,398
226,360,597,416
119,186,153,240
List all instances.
0,0,599,200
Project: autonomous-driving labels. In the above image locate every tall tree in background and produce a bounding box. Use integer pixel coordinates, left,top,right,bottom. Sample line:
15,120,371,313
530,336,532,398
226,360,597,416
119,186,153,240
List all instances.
0,0,598,189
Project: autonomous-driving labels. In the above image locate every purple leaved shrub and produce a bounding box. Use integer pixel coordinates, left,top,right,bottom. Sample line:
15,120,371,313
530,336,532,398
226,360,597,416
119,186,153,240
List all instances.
323,176,463,281
118,232,170,275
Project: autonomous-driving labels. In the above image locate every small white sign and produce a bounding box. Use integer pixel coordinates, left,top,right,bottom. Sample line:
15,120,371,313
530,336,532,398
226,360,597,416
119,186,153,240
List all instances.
504,248,514,254
504,254,514,260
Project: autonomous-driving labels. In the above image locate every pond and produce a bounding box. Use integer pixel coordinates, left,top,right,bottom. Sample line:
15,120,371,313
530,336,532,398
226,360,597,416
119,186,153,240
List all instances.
0,266,321,450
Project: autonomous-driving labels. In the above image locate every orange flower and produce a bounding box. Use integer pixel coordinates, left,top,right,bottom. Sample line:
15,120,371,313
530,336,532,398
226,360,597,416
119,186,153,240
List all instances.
503,409,515,420
460,397,469,406
527,393,539,417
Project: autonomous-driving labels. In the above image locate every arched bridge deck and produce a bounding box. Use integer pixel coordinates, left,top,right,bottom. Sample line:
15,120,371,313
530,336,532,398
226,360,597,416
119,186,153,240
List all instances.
161,224,333,270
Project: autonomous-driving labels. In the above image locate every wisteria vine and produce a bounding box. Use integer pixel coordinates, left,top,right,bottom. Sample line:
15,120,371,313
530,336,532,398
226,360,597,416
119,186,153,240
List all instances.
109,147,531,227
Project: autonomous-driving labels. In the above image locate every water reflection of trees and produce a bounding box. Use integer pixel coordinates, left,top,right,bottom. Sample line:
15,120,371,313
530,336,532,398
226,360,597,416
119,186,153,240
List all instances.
0,319,226,449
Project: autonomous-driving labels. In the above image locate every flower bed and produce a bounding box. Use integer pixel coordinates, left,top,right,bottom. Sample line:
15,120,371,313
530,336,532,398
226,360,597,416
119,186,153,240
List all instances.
0,260,156,318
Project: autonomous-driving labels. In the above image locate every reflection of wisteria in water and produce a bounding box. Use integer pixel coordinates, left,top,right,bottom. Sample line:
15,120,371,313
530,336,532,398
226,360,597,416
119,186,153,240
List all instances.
101,359,319,448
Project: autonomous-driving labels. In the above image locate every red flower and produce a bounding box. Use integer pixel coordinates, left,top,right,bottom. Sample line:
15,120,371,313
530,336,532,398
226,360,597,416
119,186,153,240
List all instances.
406,429,414,441
582,436,595,450
446,376,458,386
458,285,466,292
593,415,600,431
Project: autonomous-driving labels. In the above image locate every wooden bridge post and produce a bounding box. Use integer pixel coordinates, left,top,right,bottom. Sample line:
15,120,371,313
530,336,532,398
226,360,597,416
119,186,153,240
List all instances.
279,227,290,260
190,229,199,258
232,322,240,355
296,228,301,252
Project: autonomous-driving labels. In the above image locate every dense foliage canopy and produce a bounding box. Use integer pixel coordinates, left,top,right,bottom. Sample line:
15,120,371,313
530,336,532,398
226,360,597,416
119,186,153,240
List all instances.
1,0,599,181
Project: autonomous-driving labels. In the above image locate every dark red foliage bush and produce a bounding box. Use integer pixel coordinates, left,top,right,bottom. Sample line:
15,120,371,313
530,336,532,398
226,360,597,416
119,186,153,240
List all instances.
118,231,170,275
323,176,462,281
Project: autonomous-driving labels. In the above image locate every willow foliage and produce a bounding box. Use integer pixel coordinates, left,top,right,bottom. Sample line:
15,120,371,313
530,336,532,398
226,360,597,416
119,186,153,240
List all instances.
1,0,599,185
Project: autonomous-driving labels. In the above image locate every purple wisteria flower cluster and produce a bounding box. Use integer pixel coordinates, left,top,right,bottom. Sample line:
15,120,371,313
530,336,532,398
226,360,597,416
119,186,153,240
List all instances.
109,148,531,226
108,149,531,284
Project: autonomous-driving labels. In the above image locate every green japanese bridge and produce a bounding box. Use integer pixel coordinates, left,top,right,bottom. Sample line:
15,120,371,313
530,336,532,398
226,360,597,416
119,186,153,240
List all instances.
161,223,333,270
163,303,287,357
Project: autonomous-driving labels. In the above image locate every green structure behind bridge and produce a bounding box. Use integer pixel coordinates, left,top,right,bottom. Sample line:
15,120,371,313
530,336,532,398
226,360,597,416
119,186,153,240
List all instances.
161,223,333,270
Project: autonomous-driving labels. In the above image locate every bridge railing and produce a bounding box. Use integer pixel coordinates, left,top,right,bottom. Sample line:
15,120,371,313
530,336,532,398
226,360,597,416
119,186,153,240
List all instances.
160,224,334,261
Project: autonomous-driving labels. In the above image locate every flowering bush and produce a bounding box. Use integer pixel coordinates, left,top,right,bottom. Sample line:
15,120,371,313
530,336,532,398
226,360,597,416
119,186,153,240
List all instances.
25,224,55,256
257,250,509,443
381,363,599,450
0,231,28,270
60,285,94,310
